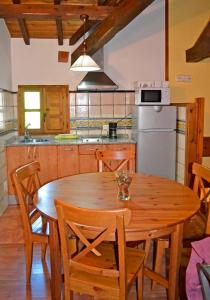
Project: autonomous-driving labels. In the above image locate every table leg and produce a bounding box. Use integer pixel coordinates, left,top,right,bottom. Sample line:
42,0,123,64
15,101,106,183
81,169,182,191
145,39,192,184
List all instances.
49,220,62,300
168,223,183,300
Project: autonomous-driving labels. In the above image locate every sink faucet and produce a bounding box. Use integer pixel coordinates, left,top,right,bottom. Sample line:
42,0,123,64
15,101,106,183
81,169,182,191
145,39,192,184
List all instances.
24,123,31,141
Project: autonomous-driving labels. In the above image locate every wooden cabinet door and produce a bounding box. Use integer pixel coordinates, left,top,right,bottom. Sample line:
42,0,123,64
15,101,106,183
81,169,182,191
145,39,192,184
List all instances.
6,145,58,195
58,145,79,178
6,146,33,195
44,85,69,134
34,146,58,185
79,145,104,173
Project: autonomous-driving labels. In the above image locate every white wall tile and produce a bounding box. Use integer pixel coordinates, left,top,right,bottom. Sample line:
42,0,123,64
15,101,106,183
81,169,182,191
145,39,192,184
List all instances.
178,107,186,121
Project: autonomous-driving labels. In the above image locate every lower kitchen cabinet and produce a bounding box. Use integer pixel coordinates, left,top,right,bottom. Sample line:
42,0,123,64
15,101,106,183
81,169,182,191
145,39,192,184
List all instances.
6,143,136,195
34,146,58,185
58,145,79,178
6,145,57,195
79,145,104,173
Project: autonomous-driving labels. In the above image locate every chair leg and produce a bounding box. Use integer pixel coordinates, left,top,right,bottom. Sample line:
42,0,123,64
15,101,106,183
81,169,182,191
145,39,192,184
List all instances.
137,268,143,300
144,239,151,265
41,242,47,261
151,239,168,290
25,241,33,283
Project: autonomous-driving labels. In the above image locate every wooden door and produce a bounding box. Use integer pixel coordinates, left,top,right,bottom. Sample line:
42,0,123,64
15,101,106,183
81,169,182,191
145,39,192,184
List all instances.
58,145,79,178
34,145,58,185
79,145,104,173
44,85,69,134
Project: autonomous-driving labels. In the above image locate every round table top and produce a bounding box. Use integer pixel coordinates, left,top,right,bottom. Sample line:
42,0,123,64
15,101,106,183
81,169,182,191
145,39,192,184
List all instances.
34,172,199,233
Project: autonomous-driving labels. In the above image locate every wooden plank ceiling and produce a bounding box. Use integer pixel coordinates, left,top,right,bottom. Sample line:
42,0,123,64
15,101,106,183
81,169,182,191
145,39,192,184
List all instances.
0,0,156,62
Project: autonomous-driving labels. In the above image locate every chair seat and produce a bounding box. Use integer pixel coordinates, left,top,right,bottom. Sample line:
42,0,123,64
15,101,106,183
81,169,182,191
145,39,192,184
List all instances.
69,243,145,298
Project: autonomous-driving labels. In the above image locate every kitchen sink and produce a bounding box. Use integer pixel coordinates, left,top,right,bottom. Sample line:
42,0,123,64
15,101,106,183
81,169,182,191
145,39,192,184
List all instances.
81,137,102,144
19,138,49,143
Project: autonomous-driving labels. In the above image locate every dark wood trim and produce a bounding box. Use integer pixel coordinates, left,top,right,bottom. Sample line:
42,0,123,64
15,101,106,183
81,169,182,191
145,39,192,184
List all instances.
69,20,99,46
18,19,30,45
195,97,205,163
56,17,63,45
0,4,113,20
165,0,169,80
54,0,61,4
71,0,155,64
203,137,210,157
185,98,204,186
186,20,210,62
12,0,30,45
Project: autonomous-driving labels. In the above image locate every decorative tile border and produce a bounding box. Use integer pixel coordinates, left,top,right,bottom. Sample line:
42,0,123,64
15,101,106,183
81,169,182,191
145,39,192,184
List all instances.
70,118,133,130
176,120,185,133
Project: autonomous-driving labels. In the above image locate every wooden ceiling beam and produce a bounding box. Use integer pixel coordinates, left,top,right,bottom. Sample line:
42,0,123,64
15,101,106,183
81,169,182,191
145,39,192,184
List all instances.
186,20,210,62
56,17,63,45
18,18,30,45
71,0,155,64
0,4,113,20
12,0,30,45
69,20,99,45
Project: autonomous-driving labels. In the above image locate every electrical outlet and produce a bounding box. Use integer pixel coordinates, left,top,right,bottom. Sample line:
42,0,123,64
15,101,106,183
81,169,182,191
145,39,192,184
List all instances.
176,75,192,82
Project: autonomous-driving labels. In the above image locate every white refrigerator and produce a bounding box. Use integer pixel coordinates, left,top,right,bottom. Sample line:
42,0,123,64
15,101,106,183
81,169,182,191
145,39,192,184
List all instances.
134,105,177,180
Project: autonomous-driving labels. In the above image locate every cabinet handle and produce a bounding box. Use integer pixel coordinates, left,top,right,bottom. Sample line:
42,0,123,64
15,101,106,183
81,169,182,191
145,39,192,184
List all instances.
88,148,98,151
63,148,74,151
115,148,127,151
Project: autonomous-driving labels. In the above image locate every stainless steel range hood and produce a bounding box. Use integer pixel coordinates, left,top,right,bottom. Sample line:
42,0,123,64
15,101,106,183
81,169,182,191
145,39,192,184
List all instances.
77,71,118,90
77,48,118,90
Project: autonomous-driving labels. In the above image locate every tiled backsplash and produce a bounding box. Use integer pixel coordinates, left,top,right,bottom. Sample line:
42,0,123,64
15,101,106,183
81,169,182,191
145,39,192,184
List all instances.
69,92,135,136
0,90,17,135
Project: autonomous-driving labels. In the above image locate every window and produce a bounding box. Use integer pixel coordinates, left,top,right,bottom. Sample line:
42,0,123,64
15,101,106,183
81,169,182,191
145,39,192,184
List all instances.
18,85,69,135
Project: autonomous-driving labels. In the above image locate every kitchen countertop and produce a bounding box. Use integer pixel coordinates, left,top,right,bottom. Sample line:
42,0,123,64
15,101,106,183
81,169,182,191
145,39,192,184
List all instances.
6,135,136,147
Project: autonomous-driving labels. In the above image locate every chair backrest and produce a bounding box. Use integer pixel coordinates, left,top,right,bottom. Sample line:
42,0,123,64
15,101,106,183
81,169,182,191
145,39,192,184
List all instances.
55,198,131,293
12,161,41,238
96,149,135,172
192,162,210,235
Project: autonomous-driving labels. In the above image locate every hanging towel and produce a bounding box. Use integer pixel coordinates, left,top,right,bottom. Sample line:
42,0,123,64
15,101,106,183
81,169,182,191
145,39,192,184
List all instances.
186,237,210,300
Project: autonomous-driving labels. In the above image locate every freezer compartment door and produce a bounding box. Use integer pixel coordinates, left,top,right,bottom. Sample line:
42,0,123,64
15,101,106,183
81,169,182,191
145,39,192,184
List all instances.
136,130,176,180
136,105,177,130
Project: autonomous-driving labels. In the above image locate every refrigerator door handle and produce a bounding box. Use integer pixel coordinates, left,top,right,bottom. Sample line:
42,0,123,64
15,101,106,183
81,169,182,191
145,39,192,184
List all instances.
138,129,176,132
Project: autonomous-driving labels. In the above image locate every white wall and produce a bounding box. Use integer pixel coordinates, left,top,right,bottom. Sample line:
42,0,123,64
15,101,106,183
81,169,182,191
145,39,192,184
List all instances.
104,0,165,89
0,20,12,90
11,0,165,91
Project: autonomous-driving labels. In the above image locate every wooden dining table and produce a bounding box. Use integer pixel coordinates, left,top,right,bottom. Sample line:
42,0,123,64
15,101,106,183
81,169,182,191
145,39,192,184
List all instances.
34,172,199,300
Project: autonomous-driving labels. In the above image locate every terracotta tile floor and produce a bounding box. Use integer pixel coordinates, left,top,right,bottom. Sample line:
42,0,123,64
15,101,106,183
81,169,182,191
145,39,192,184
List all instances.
0,205,168,300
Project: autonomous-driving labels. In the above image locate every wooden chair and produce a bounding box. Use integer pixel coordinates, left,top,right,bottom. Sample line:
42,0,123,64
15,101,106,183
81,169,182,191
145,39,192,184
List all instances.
152,162,210,289
55,199,145,300
96,149,135,172
12,161,49,283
